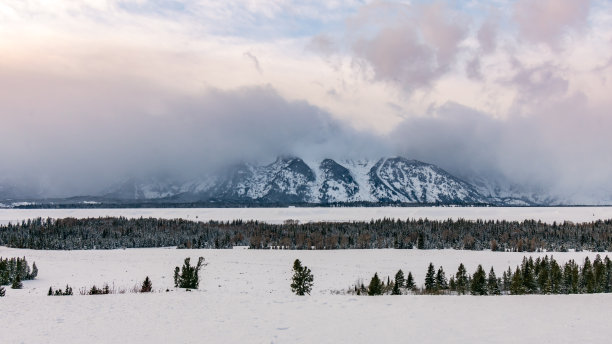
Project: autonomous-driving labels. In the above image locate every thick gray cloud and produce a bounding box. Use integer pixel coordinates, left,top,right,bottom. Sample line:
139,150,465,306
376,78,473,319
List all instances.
2,0,612,205
1,61,611,203
390,97,612,204
0,69,386,197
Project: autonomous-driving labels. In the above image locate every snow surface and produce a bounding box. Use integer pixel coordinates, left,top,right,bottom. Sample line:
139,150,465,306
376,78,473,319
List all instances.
2,247,612,343
1,206,612,226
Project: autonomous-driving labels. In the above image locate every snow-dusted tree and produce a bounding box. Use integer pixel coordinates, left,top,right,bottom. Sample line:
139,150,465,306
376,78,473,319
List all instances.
0,286,5,297
290,259,314,296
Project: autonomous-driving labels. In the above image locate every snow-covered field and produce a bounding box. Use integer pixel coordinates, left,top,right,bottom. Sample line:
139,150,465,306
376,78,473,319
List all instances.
1,206,612,226
2,247,612,343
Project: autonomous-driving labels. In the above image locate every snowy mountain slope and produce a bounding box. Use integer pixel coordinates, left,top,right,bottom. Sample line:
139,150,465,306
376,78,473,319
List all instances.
312,159,361,203
103,156,491,205
367,157,485,204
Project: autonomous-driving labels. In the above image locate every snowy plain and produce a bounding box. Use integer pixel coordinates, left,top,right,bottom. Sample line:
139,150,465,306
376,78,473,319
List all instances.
2,207,612,343
1,206,612,225
2,247,612,343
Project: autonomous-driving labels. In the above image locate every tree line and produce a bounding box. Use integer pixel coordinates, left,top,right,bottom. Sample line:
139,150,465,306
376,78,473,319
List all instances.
0,256,37,291
1,216,611,251
354,254,612,295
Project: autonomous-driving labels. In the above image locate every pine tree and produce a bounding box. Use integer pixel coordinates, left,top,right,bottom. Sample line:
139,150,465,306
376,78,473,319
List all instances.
0,286,5,297
522,258,537,294
290,259,314,296
470,265,487,295
11,275,22,289
593,255,606,293
30,262,38,279
455,263,469,295
141,276,153,293
368,272,383,296
392,270,405,295
550,258,563,294
435,267,448,291
405,272,415,290
173,267,180,288
487,267,500,295
425,263,436,293
449,276,456,291
391,281,401,295
502,267,512,293
563,260,580,294
175,257,206,289
48,287,53,296
0,269,9,286
582,256,595,293
510,266,524,295
417,233,425,249
604,256,612,293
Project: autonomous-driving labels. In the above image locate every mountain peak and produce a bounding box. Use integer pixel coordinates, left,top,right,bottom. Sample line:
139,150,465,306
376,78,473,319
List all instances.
99,156,491,205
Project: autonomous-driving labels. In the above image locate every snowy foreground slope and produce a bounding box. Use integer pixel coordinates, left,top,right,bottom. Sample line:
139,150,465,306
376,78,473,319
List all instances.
2,247,612,343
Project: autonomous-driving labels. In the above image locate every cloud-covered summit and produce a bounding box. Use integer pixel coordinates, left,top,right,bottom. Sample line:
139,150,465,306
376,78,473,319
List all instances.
1,0,612,203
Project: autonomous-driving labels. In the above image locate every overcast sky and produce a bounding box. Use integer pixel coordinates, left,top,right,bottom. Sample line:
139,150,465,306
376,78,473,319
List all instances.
1,0,612,201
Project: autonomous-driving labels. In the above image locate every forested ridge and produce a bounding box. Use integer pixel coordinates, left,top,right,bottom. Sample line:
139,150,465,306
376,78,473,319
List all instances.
1,217,611,251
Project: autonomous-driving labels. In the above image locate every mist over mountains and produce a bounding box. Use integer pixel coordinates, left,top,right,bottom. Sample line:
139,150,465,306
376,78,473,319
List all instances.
2,1,612,207
1,85,611,206
2,155,606,207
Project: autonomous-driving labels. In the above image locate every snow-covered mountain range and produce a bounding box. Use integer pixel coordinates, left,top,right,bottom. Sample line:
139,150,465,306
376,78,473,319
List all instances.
102,156,495,205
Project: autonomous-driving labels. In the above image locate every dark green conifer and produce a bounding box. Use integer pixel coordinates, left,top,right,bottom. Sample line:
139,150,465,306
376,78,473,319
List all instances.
582,256,595,293
470,265,487,295
30,262,38,279
487,267,500,295
367,272,383,296
425,263,436,293
405,272,415,290
449,276,456,291
510,266,524,295
11,275,22,289
455,263,469,295
290,259,314,296
435,267,448,291
392,269,405,295
141,276,153,293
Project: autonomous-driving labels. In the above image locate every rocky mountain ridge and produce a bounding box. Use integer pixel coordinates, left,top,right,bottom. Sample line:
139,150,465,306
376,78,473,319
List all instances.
102,156,497,205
